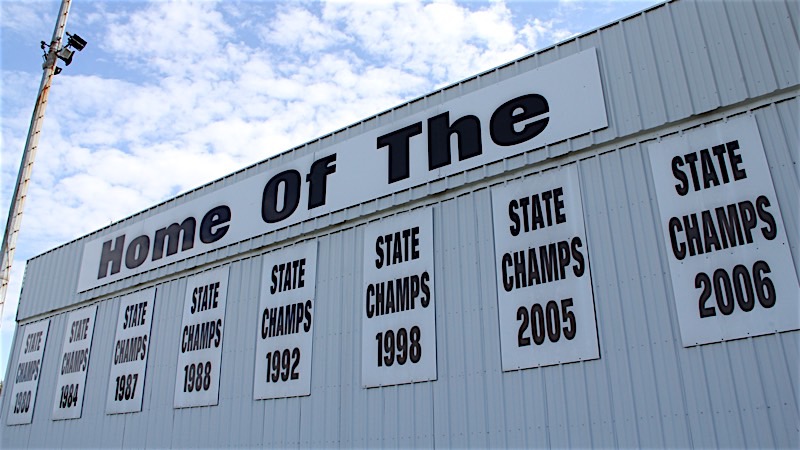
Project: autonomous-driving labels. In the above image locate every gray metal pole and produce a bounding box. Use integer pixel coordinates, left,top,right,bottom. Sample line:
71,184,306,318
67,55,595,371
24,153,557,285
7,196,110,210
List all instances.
0,0,72,323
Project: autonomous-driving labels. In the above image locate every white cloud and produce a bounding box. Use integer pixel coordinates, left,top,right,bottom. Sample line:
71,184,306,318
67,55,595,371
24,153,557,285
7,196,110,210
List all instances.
320,0,532,82
102,0,234,78
520,17,572,50
0,1,53,35
263,6,352,52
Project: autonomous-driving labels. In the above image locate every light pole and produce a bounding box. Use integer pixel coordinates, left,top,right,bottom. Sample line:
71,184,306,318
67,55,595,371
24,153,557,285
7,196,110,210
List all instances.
0,0,85,323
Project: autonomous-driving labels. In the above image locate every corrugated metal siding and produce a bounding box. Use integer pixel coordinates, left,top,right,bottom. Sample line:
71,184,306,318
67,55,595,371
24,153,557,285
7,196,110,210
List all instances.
3,99,797,449
3,0,799,448
13,0,800,320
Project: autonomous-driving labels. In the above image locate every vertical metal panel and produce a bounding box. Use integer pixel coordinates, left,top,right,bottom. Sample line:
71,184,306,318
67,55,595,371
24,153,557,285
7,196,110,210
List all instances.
754,0,800,90
695,1,749,105
758,99,800,275
599,21,644,137
622,15,669,131
724,0,779,97
640,6,694,123
669,0,721,114
3,1,799,448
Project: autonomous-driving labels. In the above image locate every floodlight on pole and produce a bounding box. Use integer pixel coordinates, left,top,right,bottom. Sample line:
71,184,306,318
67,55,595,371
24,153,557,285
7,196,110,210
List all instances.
0,0,85,325
67,32,87,51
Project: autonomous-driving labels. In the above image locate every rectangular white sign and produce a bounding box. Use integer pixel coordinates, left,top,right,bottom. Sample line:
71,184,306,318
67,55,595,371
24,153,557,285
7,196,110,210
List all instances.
174,266,229,408
77,49,608,292
52,304,98,420
491,165,599,371
253,241,317,399
106,288,156,414
648,115,800,346
361,208,437,387
6,320,50,425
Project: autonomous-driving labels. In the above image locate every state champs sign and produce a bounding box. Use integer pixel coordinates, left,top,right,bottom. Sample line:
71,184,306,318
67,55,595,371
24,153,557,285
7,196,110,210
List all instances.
648,115,799,346
491,165,599,370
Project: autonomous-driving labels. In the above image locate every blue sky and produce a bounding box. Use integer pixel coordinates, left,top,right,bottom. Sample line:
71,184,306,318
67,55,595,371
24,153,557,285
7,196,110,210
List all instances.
0,0,659,381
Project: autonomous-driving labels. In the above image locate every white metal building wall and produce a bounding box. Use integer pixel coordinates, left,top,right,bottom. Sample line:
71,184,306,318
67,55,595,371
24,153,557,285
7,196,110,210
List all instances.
2,0,798,448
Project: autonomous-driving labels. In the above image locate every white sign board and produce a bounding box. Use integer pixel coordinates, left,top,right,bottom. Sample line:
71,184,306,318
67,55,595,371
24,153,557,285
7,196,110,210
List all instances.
106,288,156,414
648,115,799,346
6,320,50,425
361,208,437,387
254,242,317,399
52,305,98,420
491,165,599,371
174,266,229,408
77,49,608,293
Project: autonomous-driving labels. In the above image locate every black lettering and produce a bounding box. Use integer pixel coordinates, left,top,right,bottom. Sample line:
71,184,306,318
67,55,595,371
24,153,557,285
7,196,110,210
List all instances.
24,331,43,353
539,243,558,283
270,265,278,295
513,250,526,289
527,247,540,286
366,284,375,318
200,205,231,244
286,303,297,334
683,152,701,192
553,188,566,224
378,122,423,183
557,240,570,280
711,144,731,183
304,300,313,332
715,204,744,249
385,279,395,314
420,271,431,308
519,196,531,232
268,308,276,337
530,194,544,229
541,190,554,226
152,218,196,261
726,140,746,180
571,237,585,277
501,253,514,292
738,200,757,244
306,154,337,209
261,308,269,339
98,235,125,279
682,214,703,257
374,282,384,317
392,234,402,265
508,200,520,236
396,276,410,311
672,156,689,196
276,306,284,335
755,195,777,240
375,236,385,269
262,170,302,223
669,217,686,260
16,360,40,383
490,94,549,146
427,112,482,170
700,149,720,189
125,235,149,269
411,274,420,303
411,227,420,260
701,210,721,253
